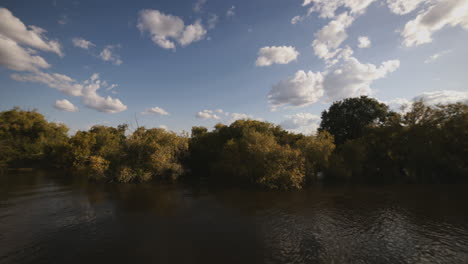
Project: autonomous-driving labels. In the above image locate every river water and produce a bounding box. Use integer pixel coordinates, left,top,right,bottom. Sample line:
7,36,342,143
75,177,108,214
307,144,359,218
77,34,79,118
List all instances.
1,170,468,264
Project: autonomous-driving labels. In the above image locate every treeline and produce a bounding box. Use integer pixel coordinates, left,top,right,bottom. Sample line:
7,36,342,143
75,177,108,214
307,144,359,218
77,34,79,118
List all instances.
1,97,467,189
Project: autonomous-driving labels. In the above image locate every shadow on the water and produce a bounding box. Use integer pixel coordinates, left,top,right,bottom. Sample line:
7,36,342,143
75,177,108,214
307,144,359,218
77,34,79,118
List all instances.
1,170,468,264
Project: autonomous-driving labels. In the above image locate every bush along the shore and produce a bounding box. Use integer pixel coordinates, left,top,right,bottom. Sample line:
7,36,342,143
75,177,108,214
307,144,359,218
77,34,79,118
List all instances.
1,97,467,189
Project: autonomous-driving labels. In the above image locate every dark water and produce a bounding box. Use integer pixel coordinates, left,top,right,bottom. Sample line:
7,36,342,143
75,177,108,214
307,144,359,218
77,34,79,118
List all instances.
1,171,468,264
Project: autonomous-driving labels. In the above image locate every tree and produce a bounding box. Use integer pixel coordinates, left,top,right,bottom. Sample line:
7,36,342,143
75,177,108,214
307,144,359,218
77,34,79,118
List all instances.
319,96,391,145
213,130,305,189
0,107,69,168
296,131,335,181
123,127,189,182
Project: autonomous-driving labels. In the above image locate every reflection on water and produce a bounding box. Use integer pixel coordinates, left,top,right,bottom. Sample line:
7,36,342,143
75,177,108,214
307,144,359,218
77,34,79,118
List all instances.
1,170,468,264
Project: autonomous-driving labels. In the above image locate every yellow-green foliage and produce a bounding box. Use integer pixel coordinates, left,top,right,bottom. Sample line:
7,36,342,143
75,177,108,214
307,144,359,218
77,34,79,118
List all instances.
125,127,188,182
69,131,97,167
88,155,110,181
117,166,136,183
213,129,306,189
2,101,466,187
0,107,69,168
296,131,335,181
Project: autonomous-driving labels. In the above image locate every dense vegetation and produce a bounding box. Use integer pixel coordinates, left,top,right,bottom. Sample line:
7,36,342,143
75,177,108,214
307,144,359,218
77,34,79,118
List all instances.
1,97,467,189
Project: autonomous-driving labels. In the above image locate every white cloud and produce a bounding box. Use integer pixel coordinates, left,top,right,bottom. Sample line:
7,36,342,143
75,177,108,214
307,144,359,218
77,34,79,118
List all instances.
357,36,371,48
11,71,83,96
194,109,259,122
99,45,123,65
384,90,468,112
413,90,468,105
193,0,207,13
137,9,207,50
178,20,207,46
256,46,299,67
324,57,400,101
291,15,305,24
11,72,127,113
268,56,400,109
401,0,468,47
304,0,377,18
72,37,95,49
142,107,169,115
159,125,168,130
312,12,355,61
0,8,63,56
302,1,378,63
280,113,321,135
226,6,236,17
387,0,427,15
384,97,413,112
0,35,51,72
268,70,324,110
81,75,127,113
196,109,221,119
424,49,451,63
54,99,78,112
230,113,252,120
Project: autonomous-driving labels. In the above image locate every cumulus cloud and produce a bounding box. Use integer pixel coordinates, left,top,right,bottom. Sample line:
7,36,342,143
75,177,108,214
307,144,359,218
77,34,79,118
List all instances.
303,0,377,18
54,99,78,112
142,107,169,115
312,12,354,61
99,45,123,65
80,74,127,113
12,72,127,113
195,109,260,122
137,9,207,50
0,8,63,56
11,71,83,96
324,57,400,101
229,113,250,119
387,0,428,15
401,0,468,47
268,70,325,110
0,8,65,72
384,97,413,112
256,46,299,67
268,56,400,109
385,90,468,112
280,113,321,135
72,37,95,49
424,49,451,63
413,90,468,105
301,1,378,63
196,109,221,119
357,36,371,48
0,35,51,72
178,20,207,46
226,6,236,17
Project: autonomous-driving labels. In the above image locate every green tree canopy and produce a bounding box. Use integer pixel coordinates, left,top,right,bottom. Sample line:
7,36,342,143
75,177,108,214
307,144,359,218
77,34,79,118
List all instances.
0,107,69,168
319,96,392,145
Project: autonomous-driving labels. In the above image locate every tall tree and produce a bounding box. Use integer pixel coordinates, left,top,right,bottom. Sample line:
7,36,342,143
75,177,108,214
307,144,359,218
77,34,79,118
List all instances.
319,96,391,145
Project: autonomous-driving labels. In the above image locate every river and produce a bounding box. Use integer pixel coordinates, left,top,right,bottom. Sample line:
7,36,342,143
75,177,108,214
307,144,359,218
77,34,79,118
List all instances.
1,170,468,263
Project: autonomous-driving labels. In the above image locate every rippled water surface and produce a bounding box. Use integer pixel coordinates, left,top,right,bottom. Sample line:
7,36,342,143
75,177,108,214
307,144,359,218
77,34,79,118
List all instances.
1,170,468,264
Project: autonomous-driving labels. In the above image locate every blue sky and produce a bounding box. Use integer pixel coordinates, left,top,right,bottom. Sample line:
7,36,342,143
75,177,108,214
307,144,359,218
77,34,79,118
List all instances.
1,0,467,134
